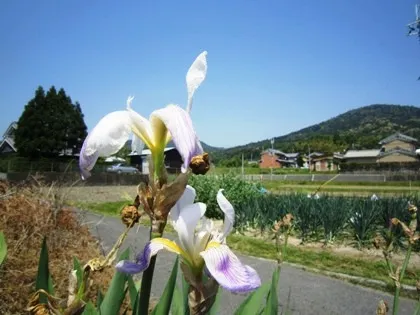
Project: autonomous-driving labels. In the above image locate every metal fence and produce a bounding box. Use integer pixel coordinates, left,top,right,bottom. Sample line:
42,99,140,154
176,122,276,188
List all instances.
243,173,420,182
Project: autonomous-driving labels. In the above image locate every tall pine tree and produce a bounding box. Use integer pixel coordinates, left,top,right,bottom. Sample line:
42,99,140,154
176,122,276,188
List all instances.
15,86,88,158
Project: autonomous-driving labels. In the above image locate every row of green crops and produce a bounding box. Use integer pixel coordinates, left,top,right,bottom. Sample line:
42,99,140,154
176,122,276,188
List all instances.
189,174,420,249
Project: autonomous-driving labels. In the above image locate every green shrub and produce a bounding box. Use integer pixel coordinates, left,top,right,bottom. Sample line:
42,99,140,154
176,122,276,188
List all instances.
189,174,262,219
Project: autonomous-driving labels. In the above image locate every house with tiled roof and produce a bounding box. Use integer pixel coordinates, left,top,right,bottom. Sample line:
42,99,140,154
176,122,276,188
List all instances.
0,122,17,155
310,152,343,171
259,149,300,168
342,132,420,164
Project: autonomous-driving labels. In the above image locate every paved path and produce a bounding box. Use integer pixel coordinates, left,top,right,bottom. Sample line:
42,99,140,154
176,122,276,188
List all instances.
79,211,418,315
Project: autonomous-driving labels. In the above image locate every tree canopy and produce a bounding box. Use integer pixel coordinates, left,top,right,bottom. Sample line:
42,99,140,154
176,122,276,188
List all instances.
15,86,87,158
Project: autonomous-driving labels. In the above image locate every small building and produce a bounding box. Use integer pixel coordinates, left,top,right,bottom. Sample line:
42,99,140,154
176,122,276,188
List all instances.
302,152,324,169
310,153,343,171
0,122,17,155
341,132,420,165
379,133,418,153
129,147,182,174
377,133,419,163
259,149,299,168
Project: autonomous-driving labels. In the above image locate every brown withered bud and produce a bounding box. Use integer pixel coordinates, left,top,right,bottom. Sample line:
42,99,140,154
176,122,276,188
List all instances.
28,304,50,315
272,220,281,232
121,205,142,227
376,300,389,315
408,203,418,214
373,235,384,250
282,213,294,228
416,279,420,294
152,173,189,234
138,183,154,216
27,290,60,315
391,218,400,226
189,153,210,175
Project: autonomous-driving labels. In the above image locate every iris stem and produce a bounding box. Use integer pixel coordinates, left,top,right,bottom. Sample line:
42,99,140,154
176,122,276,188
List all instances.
137,222,163,314
392,245,412,315
138,255,157,314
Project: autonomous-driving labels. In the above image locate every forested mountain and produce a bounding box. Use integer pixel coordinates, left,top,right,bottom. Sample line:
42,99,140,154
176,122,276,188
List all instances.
210,104,420,166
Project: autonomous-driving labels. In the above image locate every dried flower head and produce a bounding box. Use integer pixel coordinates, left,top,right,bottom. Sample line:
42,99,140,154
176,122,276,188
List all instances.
408,203,418,214
373,235,384,250
391,218,400,226
120,205,141,227
376,300,389,315
27,290,60,315
282,213,294,228
189,153,210,175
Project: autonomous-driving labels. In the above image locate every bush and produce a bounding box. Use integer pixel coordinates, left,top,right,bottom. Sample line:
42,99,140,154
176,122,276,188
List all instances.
189,174,262,219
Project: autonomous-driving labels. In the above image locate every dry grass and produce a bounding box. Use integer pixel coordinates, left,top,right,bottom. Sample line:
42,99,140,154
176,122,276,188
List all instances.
0,179,114,314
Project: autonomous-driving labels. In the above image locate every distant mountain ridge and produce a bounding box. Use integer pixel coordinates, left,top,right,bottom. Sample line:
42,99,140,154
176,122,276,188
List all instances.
210,104,420,164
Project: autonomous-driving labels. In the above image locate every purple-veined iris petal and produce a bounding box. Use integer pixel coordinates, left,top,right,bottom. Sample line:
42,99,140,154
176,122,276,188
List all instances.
169,185,196,224
217,189,235,240
151,104,203,173
116,238,182,275
79,111,132,180
115,260,144,274
201,244,261,293
186,51,208,113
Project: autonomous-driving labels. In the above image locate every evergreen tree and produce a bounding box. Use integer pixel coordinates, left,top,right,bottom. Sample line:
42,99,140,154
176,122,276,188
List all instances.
14,86,88,158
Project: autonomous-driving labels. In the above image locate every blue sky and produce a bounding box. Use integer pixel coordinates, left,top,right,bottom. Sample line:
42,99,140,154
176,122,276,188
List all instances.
1,0,420,148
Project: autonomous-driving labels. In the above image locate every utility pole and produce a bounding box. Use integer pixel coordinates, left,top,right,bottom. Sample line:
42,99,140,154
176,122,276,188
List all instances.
270,138,274,179
308,144,311,173
241,153,244,179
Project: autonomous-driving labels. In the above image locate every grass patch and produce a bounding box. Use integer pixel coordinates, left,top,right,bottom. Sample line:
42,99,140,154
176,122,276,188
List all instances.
227,234,419,287
73,200,129,216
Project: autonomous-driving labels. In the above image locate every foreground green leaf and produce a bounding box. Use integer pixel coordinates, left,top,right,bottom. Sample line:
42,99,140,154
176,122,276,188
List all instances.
171,285,185,315
0,231,7,266
128,275,139,310
234,282,270,315
263,268,280,315
182,275,190,315
83,302,99,315
209,287,222,315
99,248,130,315
35,237,50,304
152,256,179,315
96,290,103,309
73,257,83,288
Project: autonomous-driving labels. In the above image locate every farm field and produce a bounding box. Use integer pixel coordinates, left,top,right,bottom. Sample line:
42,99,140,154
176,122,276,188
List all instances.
262,181,420,196
67,182,420,292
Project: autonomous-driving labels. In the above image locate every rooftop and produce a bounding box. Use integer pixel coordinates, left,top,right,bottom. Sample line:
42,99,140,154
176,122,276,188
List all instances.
262,149,299,158
343,149,380,158
379,132,418,145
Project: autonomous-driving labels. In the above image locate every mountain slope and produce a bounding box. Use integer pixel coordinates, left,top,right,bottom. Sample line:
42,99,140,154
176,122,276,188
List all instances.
211,104,420,164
